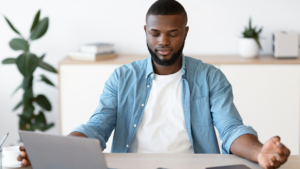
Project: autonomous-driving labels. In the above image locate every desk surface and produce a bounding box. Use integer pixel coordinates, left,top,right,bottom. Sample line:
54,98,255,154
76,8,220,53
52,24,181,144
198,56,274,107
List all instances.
104,154,300,169
2,154,299,169
60,55,300,65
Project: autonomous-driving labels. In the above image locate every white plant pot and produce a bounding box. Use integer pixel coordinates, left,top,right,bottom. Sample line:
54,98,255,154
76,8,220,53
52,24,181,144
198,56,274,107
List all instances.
239,38,259,58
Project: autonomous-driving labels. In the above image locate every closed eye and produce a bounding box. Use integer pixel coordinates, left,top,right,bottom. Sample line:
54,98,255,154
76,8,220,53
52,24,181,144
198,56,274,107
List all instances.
151,34,159,37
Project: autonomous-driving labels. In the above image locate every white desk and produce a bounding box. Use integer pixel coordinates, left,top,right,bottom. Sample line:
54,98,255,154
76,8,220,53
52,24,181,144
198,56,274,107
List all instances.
104,154,300,169
3,154,299,169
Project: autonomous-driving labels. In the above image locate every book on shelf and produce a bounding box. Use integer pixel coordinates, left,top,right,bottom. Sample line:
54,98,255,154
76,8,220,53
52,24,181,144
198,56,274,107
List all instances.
68,51,118,61
79,43,114,54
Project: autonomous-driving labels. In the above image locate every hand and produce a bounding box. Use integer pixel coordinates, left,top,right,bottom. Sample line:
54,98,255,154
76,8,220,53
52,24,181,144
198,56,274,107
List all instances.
257,136,290,169
17,145,31,167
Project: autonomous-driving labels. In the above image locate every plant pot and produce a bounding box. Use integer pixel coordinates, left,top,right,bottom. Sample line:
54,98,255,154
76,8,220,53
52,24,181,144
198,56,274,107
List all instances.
239,38,259,58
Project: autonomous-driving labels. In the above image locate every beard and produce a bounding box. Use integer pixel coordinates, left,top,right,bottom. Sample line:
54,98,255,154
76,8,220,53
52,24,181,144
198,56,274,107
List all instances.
147,40,185,66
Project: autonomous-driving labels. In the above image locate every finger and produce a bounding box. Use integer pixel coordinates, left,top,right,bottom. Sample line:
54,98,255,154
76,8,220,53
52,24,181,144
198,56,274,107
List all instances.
271,155,282,168
276,148,284,157
279,155,288,164
21,159,31,167
21,151,27,158
17,154,24,161
282,146,291,156
17,151,27,161
268,161,274,168
276,142,291,156
272,136,281,143
266,163,274,169
19,145,26,151
273,160,281,168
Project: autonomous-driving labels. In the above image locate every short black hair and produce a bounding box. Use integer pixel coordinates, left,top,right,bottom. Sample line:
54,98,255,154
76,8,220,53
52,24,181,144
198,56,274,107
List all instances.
146,0,187,24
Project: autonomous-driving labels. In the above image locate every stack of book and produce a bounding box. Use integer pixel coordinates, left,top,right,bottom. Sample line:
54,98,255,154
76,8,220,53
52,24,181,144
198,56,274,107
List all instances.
68,43,118,61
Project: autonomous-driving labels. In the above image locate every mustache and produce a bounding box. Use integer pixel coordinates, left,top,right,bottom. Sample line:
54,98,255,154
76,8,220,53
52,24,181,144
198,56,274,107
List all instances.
156,47,173,51
155,46,172,49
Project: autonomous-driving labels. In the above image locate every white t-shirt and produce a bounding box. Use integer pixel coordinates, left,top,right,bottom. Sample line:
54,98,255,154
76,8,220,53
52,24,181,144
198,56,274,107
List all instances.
128,68,193,153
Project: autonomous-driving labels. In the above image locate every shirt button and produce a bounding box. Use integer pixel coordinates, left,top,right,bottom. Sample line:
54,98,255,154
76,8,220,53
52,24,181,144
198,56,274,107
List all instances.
147,85,150,88
141,104,144,107
126,145,129,147
134,124,137,127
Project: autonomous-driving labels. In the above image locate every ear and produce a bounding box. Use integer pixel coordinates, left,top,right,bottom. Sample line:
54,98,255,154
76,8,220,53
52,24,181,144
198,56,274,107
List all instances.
144,25,147,33
184,26,189,40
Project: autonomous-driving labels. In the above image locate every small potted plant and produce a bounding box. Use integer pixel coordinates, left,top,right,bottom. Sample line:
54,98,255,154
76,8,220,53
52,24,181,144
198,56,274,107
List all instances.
239,17,263,58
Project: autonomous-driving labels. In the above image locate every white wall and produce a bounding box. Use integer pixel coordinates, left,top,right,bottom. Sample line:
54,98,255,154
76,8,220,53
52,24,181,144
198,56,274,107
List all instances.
0,0,300,147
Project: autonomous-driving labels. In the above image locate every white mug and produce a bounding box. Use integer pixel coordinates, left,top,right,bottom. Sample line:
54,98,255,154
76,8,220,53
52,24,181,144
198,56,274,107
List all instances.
2,145,22,166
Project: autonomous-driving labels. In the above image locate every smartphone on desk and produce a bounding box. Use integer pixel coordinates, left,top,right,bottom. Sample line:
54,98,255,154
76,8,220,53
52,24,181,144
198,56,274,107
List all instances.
206,164,250,169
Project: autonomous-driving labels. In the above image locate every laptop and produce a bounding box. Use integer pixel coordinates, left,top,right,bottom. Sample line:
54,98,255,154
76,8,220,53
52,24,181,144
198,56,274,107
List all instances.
19,131,112,169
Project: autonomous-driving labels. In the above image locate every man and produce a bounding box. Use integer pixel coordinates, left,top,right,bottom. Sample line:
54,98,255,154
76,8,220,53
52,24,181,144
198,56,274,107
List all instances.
18,0,290,168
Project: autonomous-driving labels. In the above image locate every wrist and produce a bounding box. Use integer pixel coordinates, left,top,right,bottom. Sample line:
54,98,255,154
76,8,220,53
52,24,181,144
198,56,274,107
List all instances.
254,144,263,162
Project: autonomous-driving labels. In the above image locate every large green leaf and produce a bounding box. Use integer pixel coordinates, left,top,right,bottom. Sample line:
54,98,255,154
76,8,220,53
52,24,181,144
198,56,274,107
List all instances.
35,94,51,111
16,53,39,77
16,54,26,76
13,100,23,111
30,10,41,32
39,61,57,73
40,74,55,87
2,58,16,64
30,17,49,40
9,38,28,51
43,123,54,131
4,16,21,35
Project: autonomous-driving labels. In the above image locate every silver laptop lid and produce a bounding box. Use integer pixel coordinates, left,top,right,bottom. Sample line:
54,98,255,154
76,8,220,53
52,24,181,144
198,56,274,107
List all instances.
19,131,108,169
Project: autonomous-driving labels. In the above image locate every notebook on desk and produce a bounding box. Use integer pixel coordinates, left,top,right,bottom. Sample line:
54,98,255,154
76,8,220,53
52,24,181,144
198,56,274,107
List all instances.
19,131,113,169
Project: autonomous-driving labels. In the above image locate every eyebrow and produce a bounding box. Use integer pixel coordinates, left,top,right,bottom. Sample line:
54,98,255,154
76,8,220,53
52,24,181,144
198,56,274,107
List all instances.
150,29,179,32
168,29,179,32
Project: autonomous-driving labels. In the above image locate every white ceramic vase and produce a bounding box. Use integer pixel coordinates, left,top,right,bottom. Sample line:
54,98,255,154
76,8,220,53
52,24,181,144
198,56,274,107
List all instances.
239,38,259,58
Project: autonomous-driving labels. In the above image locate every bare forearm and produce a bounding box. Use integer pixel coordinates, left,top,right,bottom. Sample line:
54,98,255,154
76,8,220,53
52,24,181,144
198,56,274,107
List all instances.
230,134,262,162
68,132,88,138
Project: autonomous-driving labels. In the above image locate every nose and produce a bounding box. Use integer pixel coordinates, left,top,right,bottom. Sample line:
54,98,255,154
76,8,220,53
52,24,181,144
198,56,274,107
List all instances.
158,34,170,46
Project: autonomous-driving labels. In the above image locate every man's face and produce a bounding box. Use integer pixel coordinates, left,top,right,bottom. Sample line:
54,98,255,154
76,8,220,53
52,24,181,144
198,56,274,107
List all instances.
145,15,189,66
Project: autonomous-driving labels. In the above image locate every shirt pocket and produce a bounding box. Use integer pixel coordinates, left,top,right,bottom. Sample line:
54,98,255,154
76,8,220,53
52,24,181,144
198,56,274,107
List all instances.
191,96,211,127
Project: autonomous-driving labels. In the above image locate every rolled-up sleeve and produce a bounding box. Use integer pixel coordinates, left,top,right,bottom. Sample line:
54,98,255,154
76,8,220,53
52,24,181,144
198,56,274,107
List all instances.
72,69,119,150
208,68,258,154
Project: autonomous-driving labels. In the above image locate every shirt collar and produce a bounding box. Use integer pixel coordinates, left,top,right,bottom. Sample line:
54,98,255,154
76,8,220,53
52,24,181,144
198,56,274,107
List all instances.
146,54,187,79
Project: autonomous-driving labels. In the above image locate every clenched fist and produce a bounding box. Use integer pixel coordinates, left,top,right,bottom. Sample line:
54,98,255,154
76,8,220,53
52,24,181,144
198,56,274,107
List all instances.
258,136,290,169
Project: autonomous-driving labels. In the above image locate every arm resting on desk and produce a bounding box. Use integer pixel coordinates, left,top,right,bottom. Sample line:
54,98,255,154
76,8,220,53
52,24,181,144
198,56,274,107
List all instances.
231,134,290,169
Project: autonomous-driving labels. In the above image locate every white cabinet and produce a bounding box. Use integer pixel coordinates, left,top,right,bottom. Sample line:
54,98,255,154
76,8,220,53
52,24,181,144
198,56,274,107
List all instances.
60,64,121,152
219,65,300,155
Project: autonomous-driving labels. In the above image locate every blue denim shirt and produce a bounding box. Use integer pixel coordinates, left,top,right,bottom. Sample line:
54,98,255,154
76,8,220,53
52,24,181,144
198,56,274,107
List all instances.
72,55,257,154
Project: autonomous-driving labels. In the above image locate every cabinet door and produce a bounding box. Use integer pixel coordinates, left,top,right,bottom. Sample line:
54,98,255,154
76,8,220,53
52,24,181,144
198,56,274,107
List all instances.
219,65,300,155
60,64,121,152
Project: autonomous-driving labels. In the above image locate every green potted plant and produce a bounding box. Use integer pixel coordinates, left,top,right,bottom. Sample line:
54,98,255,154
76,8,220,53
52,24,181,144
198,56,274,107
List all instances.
2,10,57,131
239,17,263,58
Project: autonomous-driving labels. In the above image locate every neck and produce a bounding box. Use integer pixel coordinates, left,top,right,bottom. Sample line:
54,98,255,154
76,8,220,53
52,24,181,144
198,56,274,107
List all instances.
152,55,182,75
